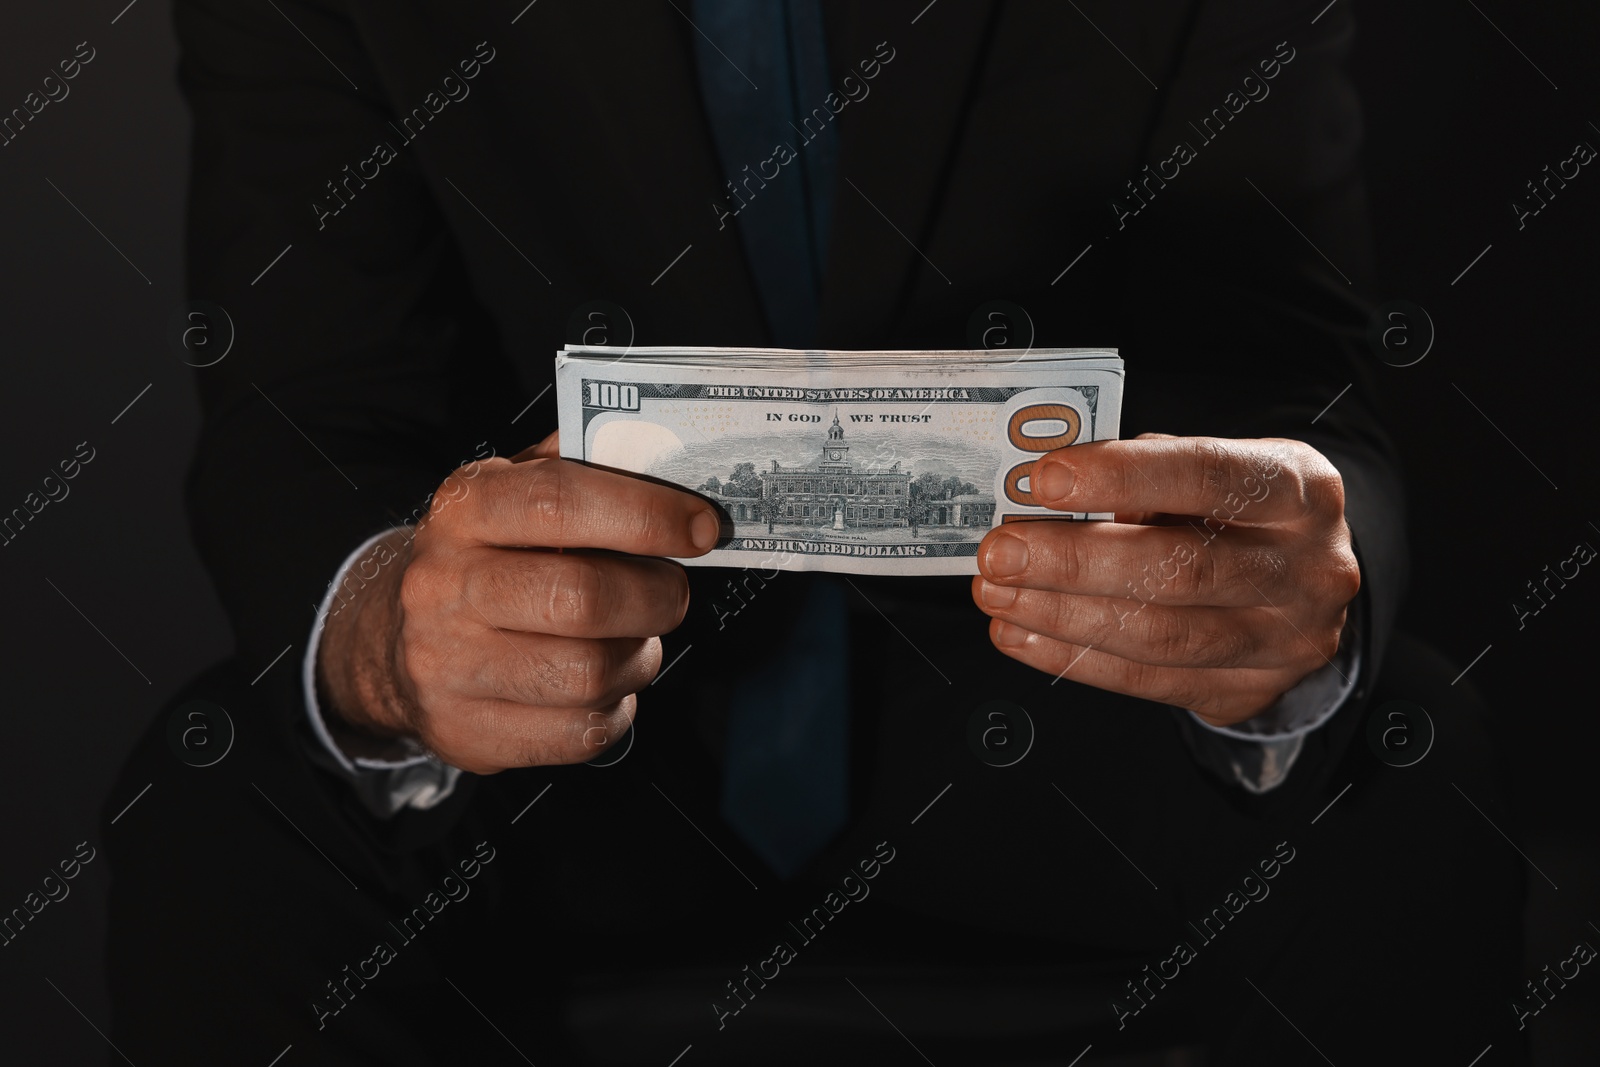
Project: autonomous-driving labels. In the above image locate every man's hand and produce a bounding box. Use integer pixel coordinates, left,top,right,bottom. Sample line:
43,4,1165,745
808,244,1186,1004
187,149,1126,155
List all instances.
316,432,720,774
972,434,1360,728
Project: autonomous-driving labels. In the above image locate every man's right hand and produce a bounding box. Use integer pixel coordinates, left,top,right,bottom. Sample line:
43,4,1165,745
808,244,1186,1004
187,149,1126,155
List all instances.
315,432,721,774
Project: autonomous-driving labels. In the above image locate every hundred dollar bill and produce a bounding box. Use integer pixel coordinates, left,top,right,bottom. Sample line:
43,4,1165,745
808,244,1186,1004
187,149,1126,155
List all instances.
556,346,1124,575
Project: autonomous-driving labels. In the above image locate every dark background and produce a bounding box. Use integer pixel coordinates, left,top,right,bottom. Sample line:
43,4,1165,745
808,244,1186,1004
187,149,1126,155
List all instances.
0,1,1595,1062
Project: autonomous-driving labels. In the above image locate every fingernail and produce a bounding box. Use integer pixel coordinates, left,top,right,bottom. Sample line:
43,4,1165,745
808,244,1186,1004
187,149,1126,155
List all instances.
985,533,1029,577
979,580,1017,610
691,511,720,552
1034,460,1075,502
992,621,1028,648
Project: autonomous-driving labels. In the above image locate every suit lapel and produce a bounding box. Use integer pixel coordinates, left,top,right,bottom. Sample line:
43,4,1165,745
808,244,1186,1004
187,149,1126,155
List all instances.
818,0,999,344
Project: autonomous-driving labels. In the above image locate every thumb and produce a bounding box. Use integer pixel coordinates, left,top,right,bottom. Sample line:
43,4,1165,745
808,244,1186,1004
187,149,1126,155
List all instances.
512,430,560,462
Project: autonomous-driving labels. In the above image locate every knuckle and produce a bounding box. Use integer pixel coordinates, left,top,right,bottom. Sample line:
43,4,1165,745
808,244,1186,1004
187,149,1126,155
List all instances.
1318,625,1344,663
1272,457,1313,514
1283,620,1340,674
398,557,443,617
1238,546,1289,590
1183,615,1247,668
1285,638,1319,676
468,560,519,616
1178,438,1235,507
1334,550,1362,603
1052,531,1086,587
1314,607,1349,664
1047,594,1084,643
1180,545,1216,600
1274,445,1342,519
1296,639,1331,676
630,495,678,551
421,485,458,527
1123,657,1159,695
1109,448,1143,503
1195,439,1233,493
1313,547,1362,606
544,557,606,632
541,644,610,706
1146,609,1193,662
1303,459,1345,518
1064,596,1117,650
518,462,568,537
434,460,497,531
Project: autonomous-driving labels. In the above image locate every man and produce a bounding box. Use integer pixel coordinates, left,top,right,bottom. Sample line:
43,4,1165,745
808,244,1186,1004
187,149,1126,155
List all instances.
105,1,1525,1063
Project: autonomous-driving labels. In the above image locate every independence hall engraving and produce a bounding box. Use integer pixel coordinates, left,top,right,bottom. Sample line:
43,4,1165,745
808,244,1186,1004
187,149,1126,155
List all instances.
766,415,912,529
711,416,997,532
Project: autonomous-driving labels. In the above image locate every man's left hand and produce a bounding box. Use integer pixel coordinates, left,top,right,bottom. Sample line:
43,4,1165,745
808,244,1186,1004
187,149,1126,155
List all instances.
972,434,1360,728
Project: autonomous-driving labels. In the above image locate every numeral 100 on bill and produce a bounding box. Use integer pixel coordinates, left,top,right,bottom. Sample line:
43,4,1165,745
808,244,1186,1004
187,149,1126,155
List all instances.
1001,403,1081,516
583,382,641,411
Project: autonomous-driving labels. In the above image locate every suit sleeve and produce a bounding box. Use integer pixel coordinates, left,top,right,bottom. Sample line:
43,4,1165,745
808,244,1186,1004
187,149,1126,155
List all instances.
1112,0,1406,785
174,0,517,829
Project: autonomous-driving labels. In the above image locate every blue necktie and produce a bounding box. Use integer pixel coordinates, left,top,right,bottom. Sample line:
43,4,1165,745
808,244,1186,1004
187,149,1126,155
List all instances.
721,578,850,878
692,0,849,878
691,0,837,346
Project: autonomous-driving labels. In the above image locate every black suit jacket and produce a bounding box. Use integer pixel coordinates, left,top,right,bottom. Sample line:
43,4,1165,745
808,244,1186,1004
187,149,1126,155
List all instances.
174,0,1404,837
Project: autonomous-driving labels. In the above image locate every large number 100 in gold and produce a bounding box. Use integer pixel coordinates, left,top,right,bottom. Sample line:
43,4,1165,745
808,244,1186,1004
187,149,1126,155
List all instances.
1001,403,1080,510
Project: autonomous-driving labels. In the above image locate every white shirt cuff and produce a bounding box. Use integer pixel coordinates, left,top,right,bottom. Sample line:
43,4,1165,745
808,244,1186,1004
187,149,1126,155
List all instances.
1177,591,1365,793
303,528,463,817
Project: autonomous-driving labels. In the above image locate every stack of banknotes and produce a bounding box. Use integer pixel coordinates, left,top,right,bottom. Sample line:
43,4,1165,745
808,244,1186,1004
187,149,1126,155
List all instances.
555,346,1124,575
